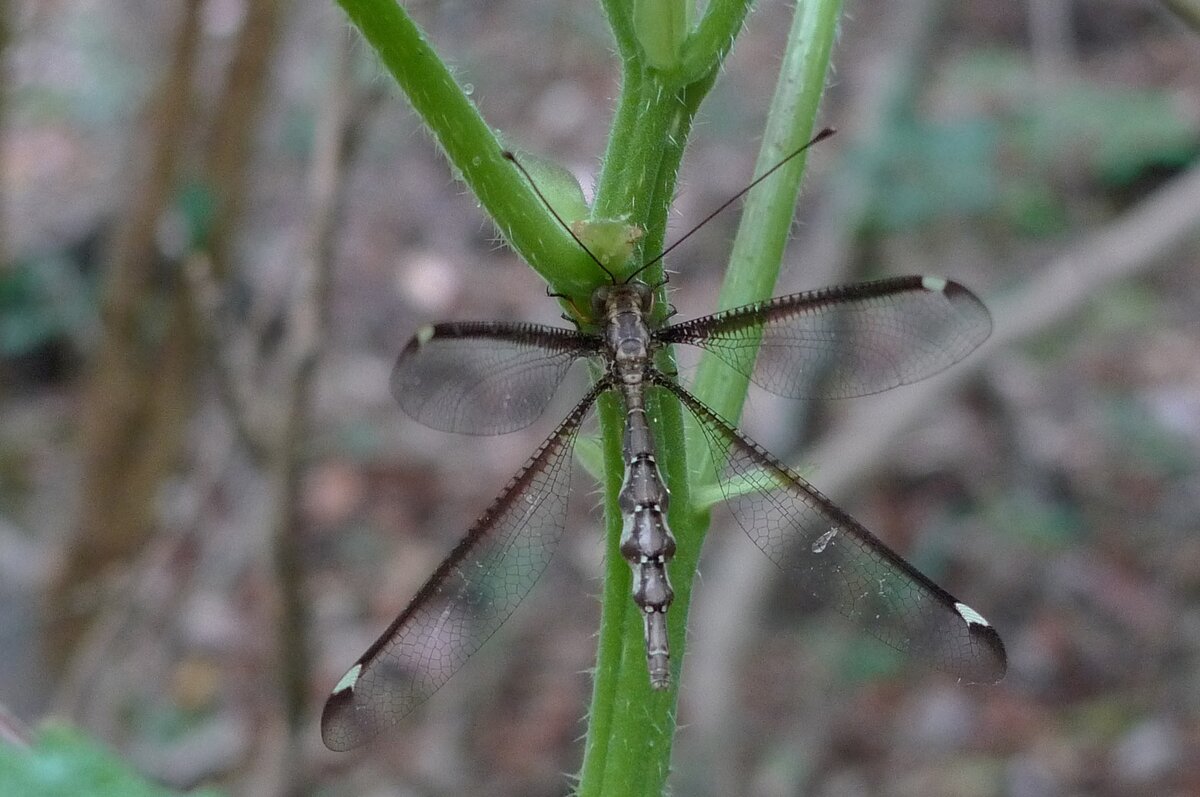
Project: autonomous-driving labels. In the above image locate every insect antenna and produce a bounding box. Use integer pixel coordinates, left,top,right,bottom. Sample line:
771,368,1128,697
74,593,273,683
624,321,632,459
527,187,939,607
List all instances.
502,150,618,284
623,126,836,285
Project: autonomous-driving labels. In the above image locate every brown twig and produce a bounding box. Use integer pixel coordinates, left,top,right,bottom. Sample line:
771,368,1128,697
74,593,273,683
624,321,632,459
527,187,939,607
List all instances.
202,0,285,281
183,252,272,462
267,30,382,792
50,0,205,673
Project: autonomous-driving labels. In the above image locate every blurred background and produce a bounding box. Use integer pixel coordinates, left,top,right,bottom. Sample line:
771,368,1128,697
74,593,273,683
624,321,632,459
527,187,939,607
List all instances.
2,0,1200,795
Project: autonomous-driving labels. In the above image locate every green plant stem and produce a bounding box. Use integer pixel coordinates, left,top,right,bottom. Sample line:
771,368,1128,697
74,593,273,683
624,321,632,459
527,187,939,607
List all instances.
337,0,843,793
336,0,598,301
680,0,757,81
581,78,683,797
599,0,638,61
579,63,721,797
690,0,844,424
583,1,842,792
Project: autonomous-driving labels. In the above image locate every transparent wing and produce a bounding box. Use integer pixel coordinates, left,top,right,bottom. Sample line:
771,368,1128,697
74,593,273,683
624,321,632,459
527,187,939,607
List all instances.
391,322,597,434
321,383,603,751
659,377,1006,683
658,276,991,399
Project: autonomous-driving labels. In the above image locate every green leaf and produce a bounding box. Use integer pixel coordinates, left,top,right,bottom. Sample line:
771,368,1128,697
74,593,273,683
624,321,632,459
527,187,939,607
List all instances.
574,434,605,483
634,0,692,71
0,725,226,797
505,149,590,224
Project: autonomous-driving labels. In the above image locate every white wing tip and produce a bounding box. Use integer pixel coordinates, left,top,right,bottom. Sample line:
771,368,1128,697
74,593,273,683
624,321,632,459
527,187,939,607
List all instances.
954,601,991,627
332,663,363,696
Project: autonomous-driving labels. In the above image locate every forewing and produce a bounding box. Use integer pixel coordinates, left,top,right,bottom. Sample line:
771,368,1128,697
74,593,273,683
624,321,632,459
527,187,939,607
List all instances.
659,276,991,399
660,378,1006,683
321,383,603,751
392,322,596,434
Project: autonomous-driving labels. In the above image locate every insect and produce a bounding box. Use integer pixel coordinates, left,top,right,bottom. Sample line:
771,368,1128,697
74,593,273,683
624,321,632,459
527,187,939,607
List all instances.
321,131,1007,751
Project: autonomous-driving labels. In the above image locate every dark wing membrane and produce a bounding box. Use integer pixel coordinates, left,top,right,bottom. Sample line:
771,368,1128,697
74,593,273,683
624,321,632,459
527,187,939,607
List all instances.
321,382,603,751
658,377,1006,683
392,322,597,434
658,276,991,399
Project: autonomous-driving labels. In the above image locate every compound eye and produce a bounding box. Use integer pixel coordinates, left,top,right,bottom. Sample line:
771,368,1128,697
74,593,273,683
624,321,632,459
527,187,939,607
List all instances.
633,282,653,310
590,286,611,317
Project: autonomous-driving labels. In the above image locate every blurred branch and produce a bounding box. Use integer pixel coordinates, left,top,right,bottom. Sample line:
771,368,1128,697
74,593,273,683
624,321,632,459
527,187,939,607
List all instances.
0,0,9,267
203,0,284,279
48,419,267,789
54,0,294,781
1162,0,1200,32
182,26,381,791
183,253,272,462
53,0,284,670
50,0,205,671
50,520,196,739
270,32,361,787
985,166,1200,345
1029,0,1077,83
0,701,32,748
